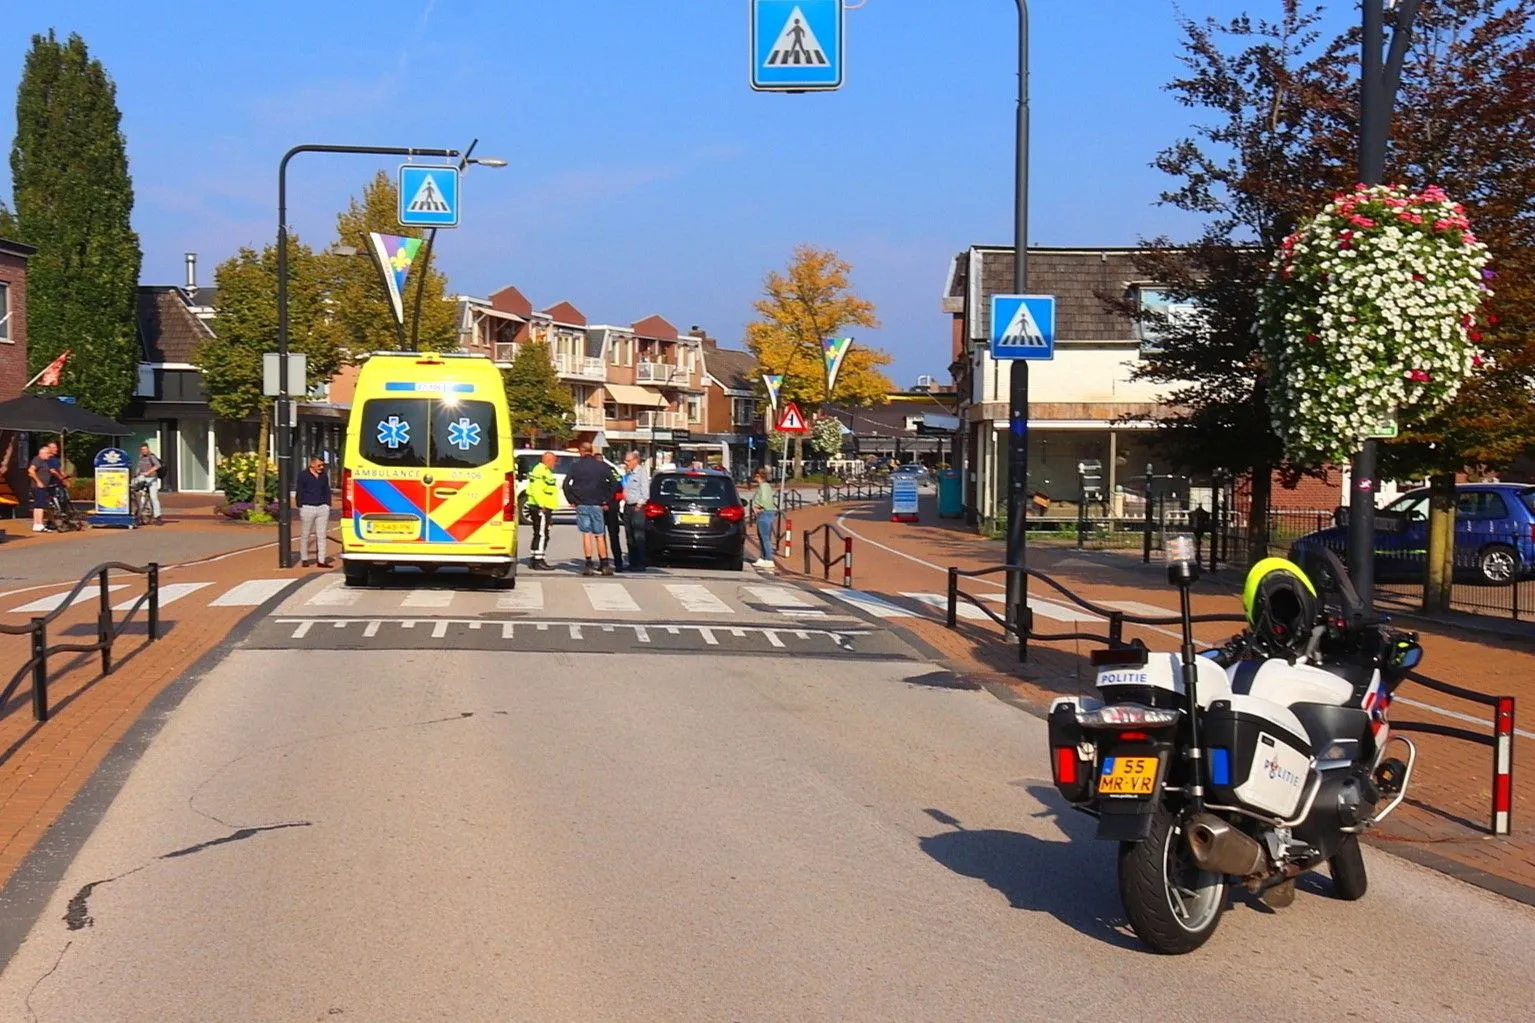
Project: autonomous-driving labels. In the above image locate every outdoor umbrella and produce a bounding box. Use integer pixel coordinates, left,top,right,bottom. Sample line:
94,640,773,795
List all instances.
0,394,130,435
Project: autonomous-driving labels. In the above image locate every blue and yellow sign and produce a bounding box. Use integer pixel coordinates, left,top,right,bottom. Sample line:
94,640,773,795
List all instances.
91,447,135,527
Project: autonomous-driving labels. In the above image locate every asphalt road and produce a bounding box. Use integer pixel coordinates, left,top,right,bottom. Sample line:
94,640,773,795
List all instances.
1,642,1532,1021
0,525,276,590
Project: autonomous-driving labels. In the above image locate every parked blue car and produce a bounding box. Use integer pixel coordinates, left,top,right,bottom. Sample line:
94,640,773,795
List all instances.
1292,483,1535,586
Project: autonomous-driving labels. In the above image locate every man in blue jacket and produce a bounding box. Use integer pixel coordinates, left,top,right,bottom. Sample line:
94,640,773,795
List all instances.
562,441,615,576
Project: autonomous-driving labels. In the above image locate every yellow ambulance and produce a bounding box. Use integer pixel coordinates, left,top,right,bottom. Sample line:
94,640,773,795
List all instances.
341,352,517,587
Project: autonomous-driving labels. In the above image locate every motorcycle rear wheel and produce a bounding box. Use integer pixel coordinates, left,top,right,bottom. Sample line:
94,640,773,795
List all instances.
1119,807,1227,954
1328,835,1368,901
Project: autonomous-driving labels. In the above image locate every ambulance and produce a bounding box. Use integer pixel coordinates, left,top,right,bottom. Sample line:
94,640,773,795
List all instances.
340,352,517,587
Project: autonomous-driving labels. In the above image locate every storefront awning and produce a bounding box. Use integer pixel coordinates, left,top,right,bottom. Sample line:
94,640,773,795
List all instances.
606,383,667,407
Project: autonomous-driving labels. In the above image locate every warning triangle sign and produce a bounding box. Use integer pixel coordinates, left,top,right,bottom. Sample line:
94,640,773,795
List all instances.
998,301,1047,349
765,6,829,66
774,401,810,434
407,174,451,214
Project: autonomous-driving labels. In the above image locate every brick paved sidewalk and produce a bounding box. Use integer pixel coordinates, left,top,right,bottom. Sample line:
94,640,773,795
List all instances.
0,546,318,888
779,497,1535,903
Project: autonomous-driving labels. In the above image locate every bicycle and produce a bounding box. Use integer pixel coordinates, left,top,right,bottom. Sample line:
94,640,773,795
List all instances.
45,482,86,532
130,476,157,527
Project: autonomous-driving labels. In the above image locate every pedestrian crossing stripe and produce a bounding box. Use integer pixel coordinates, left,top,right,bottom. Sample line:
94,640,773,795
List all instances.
210,578,292,607
765,5,829,65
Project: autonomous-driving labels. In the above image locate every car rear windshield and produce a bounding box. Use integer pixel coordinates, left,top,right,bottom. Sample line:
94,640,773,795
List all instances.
515,454,577,477
653,474,737,507
359,398,499,468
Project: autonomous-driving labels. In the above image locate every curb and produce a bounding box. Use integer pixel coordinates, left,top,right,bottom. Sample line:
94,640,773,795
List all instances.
0,575,311,971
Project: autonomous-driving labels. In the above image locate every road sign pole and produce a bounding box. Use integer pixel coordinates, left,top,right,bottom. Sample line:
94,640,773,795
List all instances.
1005,1,1030,634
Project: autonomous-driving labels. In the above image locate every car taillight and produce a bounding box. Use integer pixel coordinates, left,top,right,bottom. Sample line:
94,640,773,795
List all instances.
643,501,668,519
341,469,353,517
718,504,745,522
1052,747,1078,786
503,471,516,516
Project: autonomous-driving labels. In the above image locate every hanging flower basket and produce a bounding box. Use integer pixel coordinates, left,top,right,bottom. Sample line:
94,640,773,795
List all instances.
1259,183,1493,466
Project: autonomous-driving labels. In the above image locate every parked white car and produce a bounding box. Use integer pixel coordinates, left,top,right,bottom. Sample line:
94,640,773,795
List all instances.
512,449,621,524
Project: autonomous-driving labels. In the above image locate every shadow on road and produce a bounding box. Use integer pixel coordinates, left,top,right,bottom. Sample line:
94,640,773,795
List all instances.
917,793,1141,951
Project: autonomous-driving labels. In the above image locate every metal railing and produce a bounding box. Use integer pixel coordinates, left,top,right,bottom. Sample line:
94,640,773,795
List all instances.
573,405,606,428
943,562,1517,836
0,562,161,723
803,523,854,587
553,353,606,380
637,410,686,430
636,361,680,384
826,480,892,502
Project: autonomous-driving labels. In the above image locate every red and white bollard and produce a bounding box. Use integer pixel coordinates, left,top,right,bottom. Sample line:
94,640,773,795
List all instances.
842,536,853,588
781,518,793,561
1494,696,1515,835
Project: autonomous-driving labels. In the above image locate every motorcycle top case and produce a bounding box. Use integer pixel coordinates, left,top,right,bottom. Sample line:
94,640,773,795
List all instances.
1095,652,1230,710
1202,694,1314,819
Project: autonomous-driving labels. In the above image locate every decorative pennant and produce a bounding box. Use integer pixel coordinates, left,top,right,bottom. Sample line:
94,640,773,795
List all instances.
368,232,424,324
822,336,853,396
762,373,784,410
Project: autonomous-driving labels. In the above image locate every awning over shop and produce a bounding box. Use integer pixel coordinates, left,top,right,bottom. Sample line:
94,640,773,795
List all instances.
605,383,667,407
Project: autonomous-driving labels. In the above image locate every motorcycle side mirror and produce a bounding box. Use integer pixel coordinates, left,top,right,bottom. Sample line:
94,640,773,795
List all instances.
1392,642,1423,670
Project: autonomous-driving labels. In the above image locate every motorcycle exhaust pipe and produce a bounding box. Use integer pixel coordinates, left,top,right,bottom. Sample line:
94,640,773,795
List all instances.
1186,813,1267,877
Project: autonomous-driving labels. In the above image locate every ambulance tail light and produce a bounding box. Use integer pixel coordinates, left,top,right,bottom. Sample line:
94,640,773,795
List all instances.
503,471,516,517
341,469,354,518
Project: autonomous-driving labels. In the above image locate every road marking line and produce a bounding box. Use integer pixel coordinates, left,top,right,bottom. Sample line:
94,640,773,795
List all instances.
818,588,916,618
210,578,291,607
901,591,991,621
469,621,483,630
729,628,745,637
111,581,211,612
502,623,515,639
431,621,449,638
583,582,640,613
743,584,816,608
666,583,732,613
333,621,348,629
536,623,548,631
402,589,454,608
976,592,1105,624
496,582,543,611
401,620,415,629
635,625,650,643
698,627,718,646
10,585,128,614
291,621,313,639
794,630,810,640
363,621,381,638
665,625,680,635
764,630,784,648
306,581,360,607
569,624,583,640
1101,599,1177,618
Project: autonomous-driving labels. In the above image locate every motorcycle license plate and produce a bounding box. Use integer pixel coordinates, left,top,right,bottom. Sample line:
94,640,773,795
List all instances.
1098,756,1158,796
677,513,710,525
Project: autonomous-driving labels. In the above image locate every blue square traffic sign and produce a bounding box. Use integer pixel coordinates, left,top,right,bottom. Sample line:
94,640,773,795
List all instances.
751,0,844,92
990,294,1056,360
398,164,460,228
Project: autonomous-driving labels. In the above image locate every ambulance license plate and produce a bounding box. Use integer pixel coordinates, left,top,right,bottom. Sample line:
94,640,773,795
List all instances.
364,517,420,540
1098,756,1158,796
677,513,710,525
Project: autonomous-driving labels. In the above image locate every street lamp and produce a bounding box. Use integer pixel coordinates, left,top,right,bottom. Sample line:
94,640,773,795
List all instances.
276,143,459,570
1346,0,1421,606
1005,0,1031,639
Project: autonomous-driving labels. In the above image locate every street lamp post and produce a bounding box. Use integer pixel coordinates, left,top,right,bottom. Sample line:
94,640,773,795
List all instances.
1346,0,1420,605
1004,0,1030,637
276,144,458,569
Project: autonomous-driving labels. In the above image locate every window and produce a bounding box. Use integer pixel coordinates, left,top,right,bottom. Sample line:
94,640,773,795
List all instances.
653,474,738,507
1457,491,1510,521
1382,491,1429,522
1133,286,1204,351
359,397,499,468
732,398,756,426
0,281,9,341
1520,489,1535,516
687,397,702,424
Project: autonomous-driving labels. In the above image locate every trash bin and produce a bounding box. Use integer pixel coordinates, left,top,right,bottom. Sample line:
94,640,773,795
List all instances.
938,469,962,519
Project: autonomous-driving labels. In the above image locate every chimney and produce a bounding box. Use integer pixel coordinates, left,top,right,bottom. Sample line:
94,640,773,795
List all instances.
184,252,198,298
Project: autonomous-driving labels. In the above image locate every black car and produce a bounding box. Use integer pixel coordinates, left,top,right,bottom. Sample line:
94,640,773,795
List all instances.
642,469,747,570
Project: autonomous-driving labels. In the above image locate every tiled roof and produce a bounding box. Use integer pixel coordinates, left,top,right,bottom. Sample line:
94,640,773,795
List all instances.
631,314,678,341
964,247,1144,342
704,346,757,392
138,286,213,363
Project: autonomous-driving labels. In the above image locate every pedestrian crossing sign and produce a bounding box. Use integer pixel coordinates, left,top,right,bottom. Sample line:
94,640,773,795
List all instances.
990,294,1056,361
774,401,810,434
398,164,460,228
751,0,844,92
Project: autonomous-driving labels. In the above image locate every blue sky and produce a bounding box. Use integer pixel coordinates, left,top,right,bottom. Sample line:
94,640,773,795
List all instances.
0,1,1349,385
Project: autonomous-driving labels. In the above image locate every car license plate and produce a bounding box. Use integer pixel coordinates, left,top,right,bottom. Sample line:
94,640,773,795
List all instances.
677,513,710,525
1098,756,1158,796
363,517,420,541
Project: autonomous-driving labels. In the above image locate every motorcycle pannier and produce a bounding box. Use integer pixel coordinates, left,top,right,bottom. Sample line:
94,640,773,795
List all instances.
1202,696,1314,818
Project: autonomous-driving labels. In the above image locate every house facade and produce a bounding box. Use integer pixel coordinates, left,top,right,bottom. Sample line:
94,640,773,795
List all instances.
698,339,765,471
1,237,34,507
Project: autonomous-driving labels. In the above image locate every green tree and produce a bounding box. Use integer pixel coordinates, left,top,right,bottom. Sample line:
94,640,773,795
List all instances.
329,171,457,359
8,31,142,418
503,340,573,447
194,240,338,510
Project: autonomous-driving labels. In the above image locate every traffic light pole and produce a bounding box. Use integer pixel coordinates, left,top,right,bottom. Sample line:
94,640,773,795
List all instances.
1004,1,1030,638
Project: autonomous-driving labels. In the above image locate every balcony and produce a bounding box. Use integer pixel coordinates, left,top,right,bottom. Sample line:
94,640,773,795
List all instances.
493,342,520,364
637,410,687,430
636,361,682,385
553,353,606,381
573,405,606,428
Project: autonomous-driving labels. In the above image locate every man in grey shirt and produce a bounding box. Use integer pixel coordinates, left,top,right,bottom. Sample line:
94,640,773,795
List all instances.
621,450,651,573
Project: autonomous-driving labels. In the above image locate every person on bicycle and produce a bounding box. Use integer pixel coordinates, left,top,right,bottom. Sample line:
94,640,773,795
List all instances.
135,442,164,525
27,440,63,533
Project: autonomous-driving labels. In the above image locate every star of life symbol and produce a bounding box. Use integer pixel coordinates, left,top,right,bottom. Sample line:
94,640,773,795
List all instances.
447,417,481,451
377,415,411,449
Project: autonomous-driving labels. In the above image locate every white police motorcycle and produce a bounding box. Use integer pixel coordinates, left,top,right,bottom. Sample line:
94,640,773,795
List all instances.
1046,543,1420,954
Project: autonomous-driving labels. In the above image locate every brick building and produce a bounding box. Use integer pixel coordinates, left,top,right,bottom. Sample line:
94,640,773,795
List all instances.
0,238,35,509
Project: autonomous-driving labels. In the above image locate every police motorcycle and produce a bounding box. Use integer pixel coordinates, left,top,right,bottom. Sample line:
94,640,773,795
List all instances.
1046,539,1422,954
